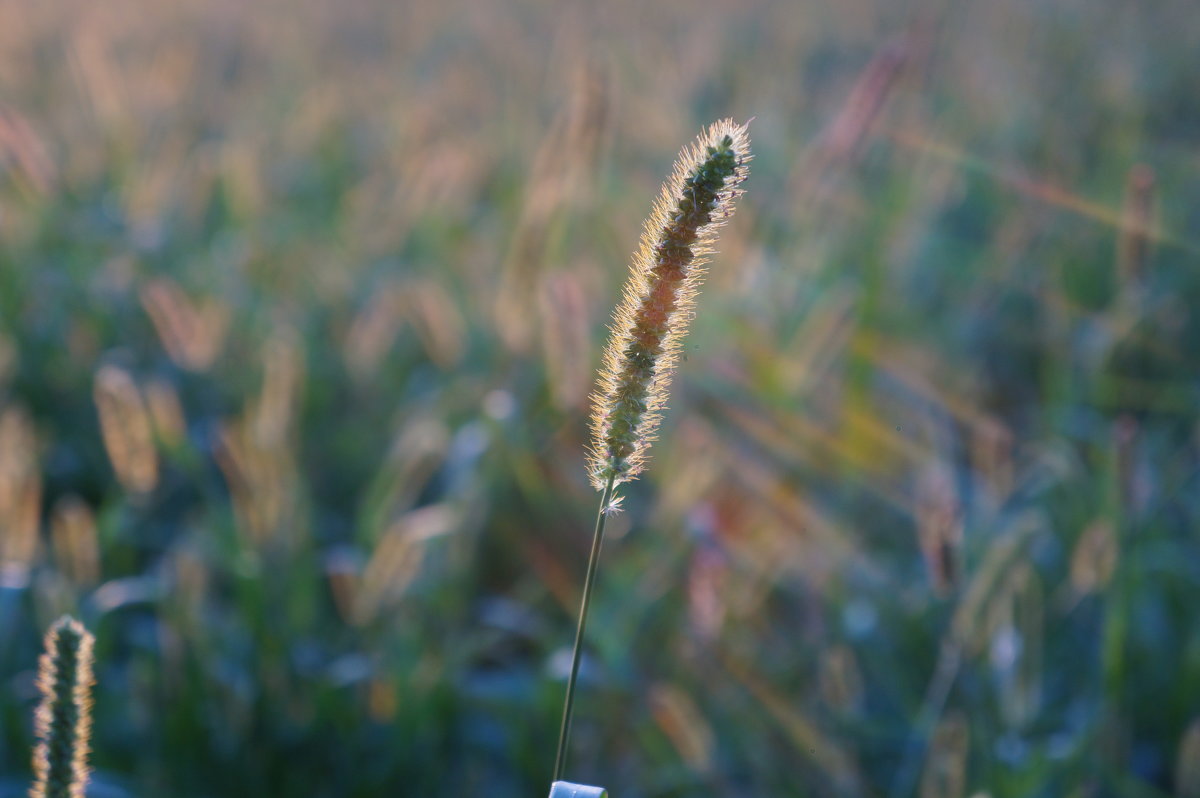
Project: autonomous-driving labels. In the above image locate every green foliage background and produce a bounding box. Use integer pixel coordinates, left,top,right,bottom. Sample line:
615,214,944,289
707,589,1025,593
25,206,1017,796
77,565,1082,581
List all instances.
1,0,1199,795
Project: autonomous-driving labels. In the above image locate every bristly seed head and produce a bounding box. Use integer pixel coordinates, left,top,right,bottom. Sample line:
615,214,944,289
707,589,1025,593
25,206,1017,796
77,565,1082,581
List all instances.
588,119,751,490
31,616,95,798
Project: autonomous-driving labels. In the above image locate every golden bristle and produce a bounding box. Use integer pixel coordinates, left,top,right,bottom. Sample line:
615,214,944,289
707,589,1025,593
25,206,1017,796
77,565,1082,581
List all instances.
31,616,95,798
588,119,751,489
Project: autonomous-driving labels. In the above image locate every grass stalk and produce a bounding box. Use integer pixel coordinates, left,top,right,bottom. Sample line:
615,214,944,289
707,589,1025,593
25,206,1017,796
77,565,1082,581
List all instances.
553,472,616,782
554,119,750,786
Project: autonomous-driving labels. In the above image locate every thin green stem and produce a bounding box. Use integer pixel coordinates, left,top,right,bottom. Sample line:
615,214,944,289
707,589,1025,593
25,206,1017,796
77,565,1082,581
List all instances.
553,472,616,782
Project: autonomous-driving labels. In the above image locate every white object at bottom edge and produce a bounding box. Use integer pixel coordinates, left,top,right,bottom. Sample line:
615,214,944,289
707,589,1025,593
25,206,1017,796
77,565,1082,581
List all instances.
548,780,608,798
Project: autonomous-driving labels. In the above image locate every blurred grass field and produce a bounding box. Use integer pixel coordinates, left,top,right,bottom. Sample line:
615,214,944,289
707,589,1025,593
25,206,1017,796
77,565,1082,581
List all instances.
2,0,1200,795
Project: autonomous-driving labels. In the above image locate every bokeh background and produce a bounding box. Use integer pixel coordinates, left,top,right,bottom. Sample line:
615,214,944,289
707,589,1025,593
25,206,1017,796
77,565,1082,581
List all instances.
2,0,1200,795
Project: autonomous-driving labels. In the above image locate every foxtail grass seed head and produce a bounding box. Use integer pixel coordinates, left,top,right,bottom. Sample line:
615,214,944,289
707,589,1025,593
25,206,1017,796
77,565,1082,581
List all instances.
93,364,158,495
31,616,95,798
588,119,751,489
